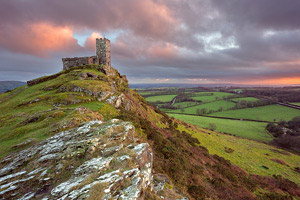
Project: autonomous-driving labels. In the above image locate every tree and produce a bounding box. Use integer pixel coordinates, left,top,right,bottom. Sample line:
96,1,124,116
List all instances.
201,108,207,115
266,123,284,137
196,108,207,115
218,106,223,112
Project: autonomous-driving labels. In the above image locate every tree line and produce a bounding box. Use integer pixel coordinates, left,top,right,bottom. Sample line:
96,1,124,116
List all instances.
267,116,300,152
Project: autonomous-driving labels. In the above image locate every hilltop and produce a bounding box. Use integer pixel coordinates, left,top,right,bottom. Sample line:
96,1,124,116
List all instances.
0,65,300,199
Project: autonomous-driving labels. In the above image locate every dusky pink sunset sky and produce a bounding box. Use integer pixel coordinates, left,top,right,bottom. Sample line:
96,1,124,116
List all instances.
0,0,300,85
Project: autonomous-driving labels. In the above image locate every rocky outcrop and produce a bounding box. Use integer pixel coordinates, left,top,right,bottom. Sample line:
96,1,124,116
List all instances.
106,94,131,110
0,120,153,200
58,84,113,102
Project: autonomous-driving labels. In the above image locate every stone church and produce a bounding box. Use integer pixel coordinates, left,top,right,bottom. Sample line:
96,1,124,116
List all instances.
62,38,111,70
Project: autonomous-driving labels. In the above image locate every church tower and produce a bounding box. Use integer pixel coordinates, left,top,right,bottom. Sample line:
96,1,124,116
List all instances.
96,38,111,66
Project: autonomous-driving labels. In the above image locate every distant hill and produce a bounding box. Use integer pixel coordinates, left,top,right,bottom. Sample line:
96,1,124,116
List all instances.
0,81,26,93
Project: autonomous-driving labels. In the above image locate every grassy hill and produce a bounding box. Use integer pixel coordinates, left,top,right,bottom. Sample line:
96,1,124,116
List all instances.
0,67,121,158
1,65,300,199
177,123,300,186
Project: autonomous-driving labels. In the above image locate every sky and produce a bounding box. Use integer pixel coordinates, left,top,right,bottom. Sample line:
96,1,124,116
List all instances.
0,0,300,85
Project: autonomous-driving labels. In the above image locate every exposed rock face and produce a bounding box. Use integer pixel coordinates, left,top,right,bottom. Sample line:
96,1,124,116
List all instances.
106,94,131,110
152,174,188,200
58,84,113,102
0,120,153,199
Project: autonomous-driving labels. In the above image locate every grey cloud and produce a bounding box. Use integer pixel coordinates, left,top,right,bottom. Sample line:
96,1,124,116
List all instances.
0,0,299,84
211,0,300,31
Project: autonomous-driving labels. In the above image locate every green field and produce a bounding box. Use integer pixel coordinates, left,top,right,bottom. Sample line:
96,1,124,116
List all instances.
170,113,272,142
209,105,300,122
191,92,237,102
231,97,259,102
173,101,199,108
169,100,236,114
292,102,300,106
145,94,177,102
177,124,300,186
138,91,155,96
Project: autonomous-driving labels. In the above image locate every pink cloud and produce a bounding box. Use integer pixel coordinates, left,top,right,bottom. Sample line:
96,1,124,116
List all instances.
0,23,80,57
0,0,178,41
112,34,179,61
84,32,102,51
147,42,178,59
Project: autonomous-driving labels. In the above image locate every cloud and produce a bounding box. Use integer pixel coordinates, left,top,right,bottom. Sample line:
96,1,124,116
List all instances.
211,0,300,31
0,0,300,85
112,34,179,60
84,32,102,51
147,43,179,59
0,0,178,40
0,23,80,57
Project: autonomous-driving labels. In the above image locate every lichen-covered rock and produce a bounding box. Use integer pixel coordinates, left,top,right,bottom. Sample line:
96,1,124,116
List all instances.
152,174,189,200
0,120,153,200
58,85,113,101
106,93,131,110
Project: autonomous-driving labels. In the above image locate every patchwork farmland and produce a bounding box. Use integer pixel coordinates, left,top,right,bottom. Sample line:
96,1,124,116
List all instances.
137,87,300,143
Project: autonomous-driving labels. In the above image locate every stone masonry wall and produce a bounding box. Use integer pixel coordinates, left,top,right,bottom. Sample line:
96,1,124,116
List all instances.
62,56,97,70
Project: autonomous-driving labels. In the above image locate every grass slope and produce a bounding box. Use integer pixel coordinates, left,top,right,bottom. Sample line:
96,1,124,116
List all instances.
209,105,300,122
177,124,300,186
145,94,176,102
0,66,120,158
170,113,273,142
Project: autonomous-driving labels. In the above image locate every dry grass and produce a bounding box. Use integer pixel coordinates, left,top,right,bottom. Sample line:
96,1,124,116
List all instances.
88,182,109,200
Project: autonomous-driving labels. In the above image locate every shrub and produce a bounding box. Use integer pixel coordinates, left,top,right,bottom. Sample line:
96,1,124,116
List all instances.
266,123,284,137
208,123,217,131
224,147,234,153
214,163,238,183
188,185,206,199
258,192,293,200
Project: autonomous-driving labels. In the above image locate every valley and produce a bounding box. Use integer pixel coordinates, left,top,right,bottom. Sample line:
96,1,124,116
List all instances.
138,86,300,186
138,86,300,143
